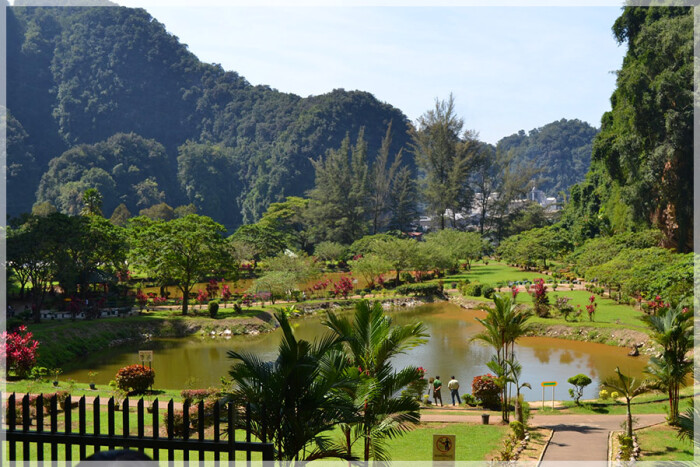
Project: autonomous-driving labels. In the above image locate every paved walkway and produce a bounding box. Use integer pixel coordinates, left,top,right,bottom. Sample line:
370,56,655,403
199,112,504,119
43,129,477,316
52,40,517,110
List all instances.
419,411,666,463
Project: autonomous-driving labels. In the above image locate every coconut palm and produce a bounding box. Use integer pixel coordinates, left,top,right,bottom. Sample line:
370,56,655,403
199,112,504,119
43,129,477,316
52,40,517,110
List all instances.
323,299,428,461
226,311,355,463
641,303,693,424
602,367,650,438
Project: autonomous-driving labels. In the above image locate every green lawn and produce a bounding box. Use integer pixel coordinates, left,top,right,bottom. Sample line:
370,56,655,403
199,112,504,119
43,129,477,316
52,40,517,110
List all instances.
533,388,697,416
636,424,694,462
385,422,509,461
443,261,545,286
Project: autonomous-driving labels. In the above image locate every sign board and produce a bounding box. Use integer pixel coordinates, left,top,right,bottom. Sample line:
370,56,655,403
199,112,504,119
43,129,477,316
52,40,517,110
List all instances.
139,350,153,364
433,434,456,461
541,381,557,387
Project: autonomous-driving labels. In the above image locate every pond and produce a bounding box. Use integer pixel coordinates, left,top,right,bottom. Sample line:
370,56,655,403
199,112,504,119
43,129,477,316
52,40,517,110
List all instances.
62,302,648,402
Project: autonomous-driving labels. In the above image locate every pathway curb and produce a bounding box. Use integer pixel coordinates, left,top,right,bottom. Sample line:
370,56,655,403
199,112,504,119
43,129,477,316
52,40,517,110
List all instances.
536,429,555,467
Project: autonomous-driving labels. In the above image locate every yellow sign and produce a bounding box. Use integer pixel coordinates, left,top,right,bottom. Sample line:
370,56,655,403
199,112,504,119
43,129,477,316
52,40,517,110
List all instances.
541,381,557,387
139,350,153,364
433,434,456,461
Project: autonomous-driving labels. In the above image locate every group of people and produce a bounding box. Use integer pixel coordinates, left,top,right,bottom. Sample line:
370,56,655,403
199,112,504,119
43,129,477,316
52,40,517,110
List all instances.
428,375,460,406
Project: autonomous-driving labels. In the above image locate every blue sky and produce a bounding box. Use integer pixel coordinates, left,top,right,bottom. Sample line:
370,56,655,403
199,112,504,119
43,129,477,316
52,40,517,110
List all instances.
115,2,627,144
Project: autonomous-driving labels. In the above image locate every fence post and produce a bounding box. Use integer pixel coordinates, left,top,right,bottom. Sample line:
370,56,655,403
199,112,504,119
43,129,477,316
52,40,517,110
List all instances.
50,395,58,460
228,402,235,465
198,400,205,462
182,400,190,462
65,395,72,462
22,393,30,458
108,397,115,451
122,396,130,451
137,398,145,454
8,393,16,461
167,399,174,460
246,402,252,464
36,394,44,462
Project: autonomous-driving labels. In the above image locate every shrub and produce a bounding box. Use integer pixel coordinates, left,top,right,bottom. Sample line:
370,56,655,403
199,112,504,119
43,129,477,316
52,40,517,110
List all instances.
482,285,495,299
510,420,525,440
208,300,219,318
164,409,188,437
395,283,441,296
530,278,550,317
181,388,221,404
471,374,500,410
554,297,575,321
599,389,610,400
567,374,592,405
461,393,477,406
1,325,40,379
610,391,620,400
188,399,220,429
115,365,155,394
400,272,415,284
464,283,483,297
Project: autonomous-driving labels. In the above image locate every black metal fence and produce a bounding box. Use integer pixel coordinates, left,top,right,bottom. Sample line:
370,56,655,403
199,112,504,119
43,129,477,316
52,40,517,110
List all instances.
2,392,274,463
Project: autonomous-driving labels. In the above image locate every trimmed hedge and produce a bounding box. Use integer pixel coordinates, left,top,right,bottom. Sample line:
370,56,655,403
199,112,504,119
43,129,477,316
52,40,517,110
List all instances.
395,283,442,296
115,364,155,394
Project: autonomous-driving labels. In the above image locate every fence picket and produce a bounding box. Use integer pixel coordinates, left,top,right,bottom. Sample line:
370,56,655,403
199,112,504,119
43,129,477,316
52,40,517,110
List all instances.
137,398,145,454
198,400,205,462
79,396,86,459
107,397,115,451
182,400,190,462
36,394,44,462
228,402,235,465
8,393,16,461
167,399,174,460
65,395,72,462
93,396,101,456
122,396,130,451
22,393,30,458
152,398,159,461
50,395,58,460
246,402,252,463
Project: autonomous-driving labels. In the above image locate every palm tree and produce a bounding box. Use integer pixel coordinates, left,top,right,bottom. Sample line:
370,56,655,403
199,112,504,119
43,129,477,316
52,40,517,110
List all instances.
472,294,532,421
676,404,698,448
602,367,650,438
507,359,532,423
226,310,355,463
641,303,693,424
323,299,428,461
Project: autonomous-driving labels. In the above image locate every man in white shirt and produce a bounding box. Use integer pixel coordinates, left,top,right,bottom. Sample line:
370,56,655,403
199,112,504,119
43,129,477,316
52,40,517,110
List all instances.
447,376,460,406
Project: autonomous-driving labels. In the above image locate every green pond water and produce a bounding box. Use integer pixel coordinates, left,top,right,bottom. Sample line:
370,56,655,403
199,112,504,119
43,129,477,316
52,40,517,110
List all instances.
63,302,648,401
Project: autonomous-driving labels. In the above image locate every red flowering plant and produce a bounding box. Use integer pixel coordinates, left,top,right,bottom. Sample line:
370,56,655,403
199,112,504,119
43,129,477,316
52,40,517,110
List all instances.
220,284,232,308
135,289,148,313
471,374,501,410
511,285,519,300
530,278,550,317
206,279,220,301
195,289,208,310
115,364,155,394
642,295,670,316
586,295,598,321
332,276,354,299
404,366,429,401
1,326,40,379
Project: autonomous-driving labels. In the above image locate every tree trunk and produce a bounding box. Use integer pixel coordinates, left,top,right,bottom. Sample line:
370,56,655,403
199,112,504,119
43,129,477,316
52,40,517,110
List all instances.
626,400,633,438
182,289,189,315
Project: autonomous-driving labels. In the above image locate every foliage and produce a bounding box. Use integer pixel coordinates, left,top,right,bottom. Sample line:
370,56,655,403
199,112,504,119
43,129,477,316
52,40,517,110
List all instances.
314,241,346,262
471,374,500,410
1,326,40,379
509,420,525,440
208,300,219,318
331,276,354,299
567,374,592,406
554,296,575,321
115,364,155,394
349,254,391,290
394,283,442,297
602,367,650,437
530,278,550,318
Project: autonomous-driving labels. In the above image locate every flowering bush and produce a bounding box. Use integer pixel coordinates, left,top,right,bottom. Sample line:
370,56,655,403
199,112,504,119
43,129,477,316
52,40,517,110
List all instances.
405,366,429,400
471,374,501,409
196,289,208,308
220,284,232,306
511,285,519,299
586,295,598,321
115,365,155,394
331,276,354,299
206,279,220,301
1,326,40,378
135,289,148,312
642,295,669,316
530,278,550,317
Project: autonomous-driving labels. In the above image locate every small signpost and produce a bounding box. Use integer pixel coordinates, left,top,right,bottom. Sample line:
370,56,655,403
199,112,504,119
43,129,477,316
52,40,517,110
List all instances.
541,381,557,409
139,350,154,368
432,434,456,461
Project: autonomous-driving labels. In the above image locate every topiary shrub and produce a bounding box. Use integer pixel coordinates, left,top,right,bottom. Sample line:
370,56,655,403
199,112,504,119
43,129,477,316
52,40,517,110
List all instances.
482,285,495,299
208,300,219,318
115,364,155,394
471,374,500,410
567,373,592,406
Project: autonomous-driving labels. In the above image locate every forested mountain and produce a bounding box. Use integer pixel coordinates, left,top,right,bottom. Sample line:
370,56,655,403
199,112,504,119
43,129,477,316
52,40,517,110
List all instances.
7,5,413,228
561,6,693,252
496,119,598,197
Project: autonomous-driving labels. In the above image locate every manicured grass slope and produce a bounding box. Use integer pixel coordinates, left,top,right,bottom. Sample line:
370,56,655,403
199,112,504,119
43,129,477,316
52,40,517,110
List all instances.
636,424,694,461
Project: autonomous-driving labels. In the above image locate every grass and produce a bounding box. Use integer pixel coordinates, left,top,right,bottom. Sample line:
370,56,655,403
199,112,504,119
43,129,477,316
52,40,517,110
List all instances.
532,388,697,415
636,424,694,462
384,422,509,461
443,262,648,332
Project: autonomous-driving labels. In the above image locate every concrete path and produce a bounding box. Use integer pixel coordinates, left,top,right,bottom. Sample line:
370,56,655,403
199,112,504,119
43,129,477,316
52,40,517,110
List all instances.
419,411,666,463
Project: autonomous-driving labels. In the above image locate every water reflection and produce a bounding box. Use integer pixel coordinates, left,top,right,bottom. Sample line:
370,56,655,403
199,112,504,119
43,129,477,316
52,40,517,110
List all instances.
62,302,648,401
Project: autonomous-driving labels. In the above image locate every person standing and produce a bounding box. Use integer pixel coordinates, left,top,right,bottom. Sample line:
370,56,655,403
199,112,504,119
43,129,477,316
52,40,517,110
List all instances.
448,376,460,406
433,376,443,406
